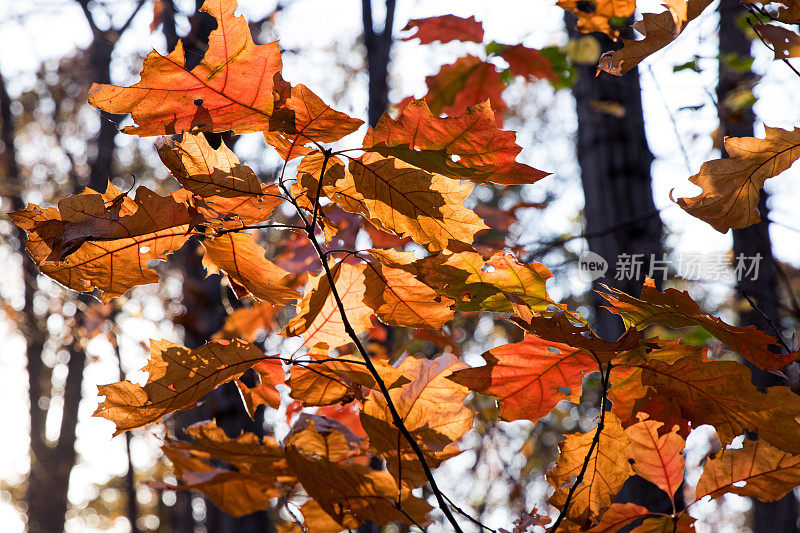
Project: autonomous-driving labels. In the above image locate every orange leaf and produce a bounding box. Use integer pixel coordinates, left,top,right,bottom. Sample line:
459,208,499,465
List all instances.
157,132,283,227
364,99,548,185
558,0,636,37
575,502,652,532
236,358,285,416
283,262,372,350
10,183,192,302
201,232,300,303
401,15,484,44
547,412,634,524
329,153,487,252
673,126,800,233
285,419,432,527
624,414,685,500
600,278,798,370
696,438,800,503
94,339,271,435
360,354,473,487
449,335,597,422
89,0,283,136
363,251,455,328
212,302,277,342
499,44,558,82
424,55,507,124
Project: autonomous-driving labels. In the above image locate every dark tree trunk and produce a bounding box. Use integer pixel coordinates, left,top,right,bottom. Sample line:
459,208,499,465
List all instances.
718,3,799,530
362,0,396,127
566,17,670,514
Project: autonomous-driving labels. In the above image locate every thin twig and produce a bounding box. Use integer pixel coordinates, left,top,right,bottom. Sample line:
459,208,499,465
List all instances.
739,289,794,354
745,6,800,79
285,166,465,532
547,362,611,532
441,492,497,533
310,148,332,233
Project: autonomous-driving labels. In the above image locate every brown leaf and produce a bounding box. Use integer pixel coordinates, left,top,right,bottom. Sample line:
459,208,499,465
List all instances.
236,358,285,416
600,278,798,370
364,99,548,185
696,438,800,503
10,183,192,302
673,126,800,233
156,132,283,227
558,0,636,37
94,339,271,435
360,354,473,487
548,412,634,524
285,419,432,527
329,153,487,252
754,24,800,59
574,502,652,532
598,0,714,75
212,302,277,342
449,335,598,422
201,232,300,303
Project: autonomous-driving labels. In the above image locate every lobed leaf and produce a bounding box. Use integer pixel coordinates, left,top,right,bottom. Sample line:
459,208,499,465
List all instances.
401,14,484,44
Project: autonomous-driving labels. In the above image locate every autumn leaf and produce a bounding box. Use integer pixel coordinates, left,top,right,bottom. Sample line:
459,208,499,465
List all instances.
212,302,277,342
401,15,484,44
499,44,558,82
94,339,271,435
548,412,634,525
600,278,798,370
423,55,508,123
573,502,652,532
285,419,432,527
156,132,284,227
673,126,800,233
370,248,554,313
624,414,686,501
363,251,455,329
754,24,800,59
283,262,372,350
449,335,598,422
201,232,300,303
235,358,285,416
598,0,714,75
291,150,346,212
360,354,473,488
89,0,284,136
696,438,800,503
329,153,487,252
633,514,695,533
10,183,192,302
636,354,800,453
558,0,636,37
162,446,278,517
364,99,548,185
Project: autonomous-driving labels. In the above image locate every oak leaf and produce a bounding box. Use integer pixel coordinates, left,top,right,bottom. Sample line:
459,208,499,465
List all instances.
201,232,300,303
89,0,283,136
673,127,800,233
94,339,271,435
329,153,487,252
449,335,598,422
600,278,798,370
283,262,372,350
423,55,508,123
499,44,558,82
572,502,652,532
754,24,800,59
696,438,800,503
598,0,714,75
624,414,685,500
401,15,484,44
235,358,286,416
360,354,473,487
285,420,432,527
212,302,277,342
633,514,695,533
10,183,192,302
156,133,283,227
548,412,634,525
364,99,548,185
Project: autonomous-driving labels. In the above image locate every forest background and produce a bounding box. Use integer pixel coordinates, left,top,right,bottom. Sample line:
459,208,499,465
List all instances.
0,0,799,532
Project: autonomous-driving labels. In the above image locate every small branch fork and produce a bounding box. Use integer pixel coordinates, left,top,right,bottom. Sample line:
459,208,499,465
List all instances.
547,360,612,533
743,3,800,80
273,154,468,532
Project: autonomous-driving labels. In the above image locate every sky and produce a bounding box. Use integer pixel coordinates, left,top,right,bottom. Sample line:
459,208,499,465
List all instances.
0,0,799,531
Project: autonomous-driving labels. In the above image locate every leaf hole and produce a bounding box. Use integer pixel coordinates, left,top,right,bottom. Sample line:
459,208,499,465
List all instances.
140,246,151,254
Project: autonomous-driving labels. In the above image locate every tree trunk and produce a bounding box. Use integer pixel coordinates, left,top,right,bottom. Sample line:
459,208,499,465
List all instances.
567,17,670,513
362,0,396,127
717,3,799,530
